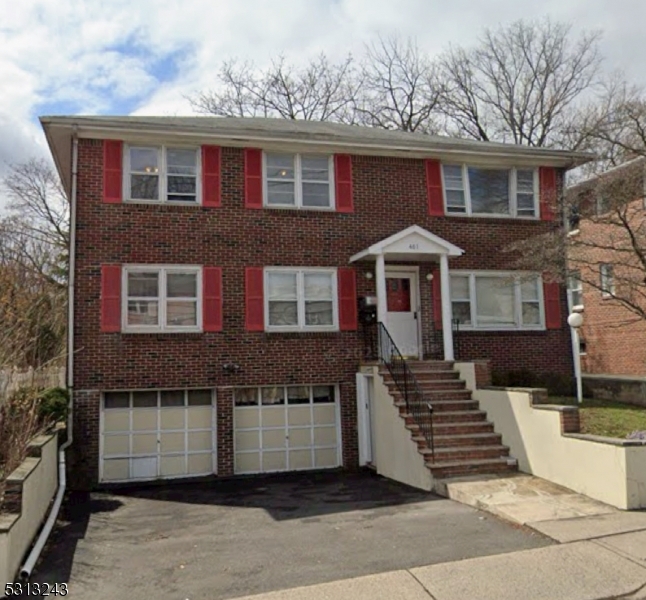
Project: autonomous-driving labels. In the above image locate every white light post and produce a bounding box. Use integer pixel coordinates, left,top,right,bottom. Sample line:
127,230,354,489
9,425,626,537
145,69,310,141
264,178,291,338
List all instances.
567,309,584,404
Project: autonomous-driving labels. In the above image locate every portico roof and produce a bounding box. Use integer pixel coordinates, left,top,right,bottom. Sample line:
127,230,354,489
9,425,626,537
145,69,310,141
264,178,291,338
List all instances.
349,225,464,263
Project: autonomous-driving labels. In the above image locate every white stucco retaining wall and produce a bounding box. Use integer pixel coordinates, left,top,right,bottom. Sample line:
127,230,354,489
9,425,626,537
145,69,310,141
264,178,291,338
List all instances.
0,433,59,585
475,388,646,510
363,366,433,491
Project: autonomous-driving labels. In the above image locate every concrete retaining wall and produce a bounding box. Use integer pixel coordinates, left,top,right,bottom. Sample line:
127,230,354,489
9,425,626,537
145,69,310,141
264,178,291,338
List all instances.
583,374,646,409
475,387,646,510
0,433,59,585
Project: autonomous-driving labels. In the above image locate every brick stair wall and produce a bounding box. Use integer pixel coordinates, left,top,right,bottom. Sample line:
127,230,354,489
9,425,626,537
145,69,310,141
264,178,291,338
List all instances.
379,361,517,481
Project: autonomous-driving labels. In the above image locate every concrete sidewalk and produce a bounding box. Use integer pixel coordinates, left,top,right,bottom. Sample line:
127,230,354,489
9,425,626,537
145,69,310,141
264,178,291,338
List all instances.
232,536,646,600
230,478,646,600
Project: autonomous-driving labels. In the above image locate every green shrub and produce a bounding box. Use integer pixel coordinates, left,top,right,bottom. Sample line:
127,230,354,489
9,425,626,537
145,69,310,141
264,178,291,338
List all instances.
38,387,69,423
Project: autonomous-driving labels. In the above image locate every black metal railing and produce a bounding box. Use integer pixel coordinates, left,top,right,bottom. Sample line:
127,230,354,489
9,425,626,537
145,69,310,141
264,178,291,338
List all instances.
375,322,435,462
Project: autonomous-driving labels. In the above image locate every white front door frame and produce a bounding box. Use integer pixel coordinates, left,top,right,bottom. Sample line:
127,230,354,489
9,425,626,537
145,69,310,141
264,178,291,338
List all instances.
356,373,373,466
384,265,422,359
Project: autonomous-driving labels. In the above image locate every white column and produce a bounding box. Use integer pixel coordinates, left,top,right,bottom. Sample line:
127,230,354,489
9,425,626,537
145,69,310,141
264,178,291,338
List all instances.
376,253,387,324
439,254,454,361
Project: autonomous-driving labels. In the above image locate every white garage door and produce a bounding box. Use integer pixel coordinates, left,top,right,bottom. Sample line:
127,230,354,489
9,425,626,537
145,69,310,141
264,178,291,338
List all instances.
234,385,341,474
101,389,216,483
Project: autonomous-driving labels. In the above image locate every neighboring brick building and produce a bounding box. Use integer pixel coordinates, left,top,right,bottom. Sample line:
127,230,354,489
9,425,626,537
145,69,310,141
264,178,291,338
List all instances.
42,116,589,489
567,159,646,378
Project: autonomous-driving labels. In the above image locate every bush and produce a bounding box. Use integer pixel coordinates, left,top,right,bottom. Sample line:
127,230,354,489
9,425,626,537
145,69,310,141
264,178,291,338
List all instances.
38,387,69,423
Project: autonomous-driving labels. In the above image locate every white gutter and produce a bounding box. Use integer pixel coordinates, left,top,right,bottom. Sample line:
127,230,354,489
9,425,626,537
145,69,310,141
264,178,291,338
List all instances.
20,130,78,581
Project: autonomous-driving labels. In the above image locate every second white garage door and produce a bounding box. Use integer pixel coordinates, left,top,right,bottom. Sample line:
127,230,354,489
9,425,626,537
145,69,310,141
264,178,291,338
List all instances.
234,385,341,474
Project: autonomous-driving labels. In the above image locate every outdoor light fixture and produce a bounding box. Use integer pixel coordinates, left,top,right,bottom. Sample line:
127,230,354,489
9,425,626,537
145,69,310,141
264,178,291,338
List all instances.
364,271,373,279
426,273,434,281
567,308,585,404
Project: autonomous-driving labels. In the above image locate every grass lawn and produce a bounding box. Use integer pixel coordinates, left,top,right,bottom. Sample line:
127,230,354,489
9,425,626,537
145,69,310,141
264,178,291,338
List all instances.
550,396,646,439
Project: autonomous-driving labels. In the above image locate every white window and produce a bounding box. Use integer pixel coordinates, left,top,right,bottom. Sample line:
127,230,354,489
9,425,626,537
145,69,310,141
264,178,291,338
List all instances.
264,153,335,209
568,271,583,309
124,145,200,204
123,266,202,332
265,268,338,331
441,165,538,218
450,272,544,330
600,264,615,297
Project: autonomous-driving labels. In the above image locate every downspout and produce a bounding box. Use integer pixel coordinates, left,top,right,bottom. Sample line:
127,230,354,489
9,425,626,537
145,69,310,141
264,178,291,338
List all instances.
20,129,78,580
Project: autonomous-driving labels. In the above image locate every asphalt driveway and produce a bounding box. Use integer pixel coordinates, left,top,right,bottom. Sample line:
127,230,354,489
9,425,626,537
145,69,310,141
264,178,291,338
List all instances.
31,470,551,599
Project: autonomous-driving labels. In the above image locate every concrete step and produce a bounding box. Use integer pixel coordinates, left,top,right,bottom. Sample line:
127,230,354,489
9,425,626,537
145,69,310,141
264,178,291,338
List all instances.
424,432,503,448
423,445,510,463
429,457,518,479
427,421,496,436
382,370,459,382
385,379,466,391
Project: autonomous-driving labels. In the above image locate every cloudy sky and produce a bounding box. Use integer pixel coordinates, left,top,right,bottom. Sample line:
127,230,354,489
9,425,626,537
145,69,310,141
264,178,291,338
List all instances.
2,0,646,180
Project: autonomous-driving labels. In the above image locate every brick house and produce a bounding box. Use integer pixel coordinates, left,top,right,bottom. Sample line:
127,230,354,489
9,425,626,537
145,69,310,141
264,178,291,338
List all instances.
41,116,590,489
567,159,646,379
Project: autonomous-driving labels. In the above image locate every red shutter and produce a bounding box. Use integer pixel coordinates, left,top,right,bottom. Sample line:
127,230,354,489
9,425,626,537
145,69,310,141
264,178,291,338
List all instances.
431,268,442,330
337,268,357,331
245,267,264,331
334,155,354,213
103,140,123,204
426,160,444,216
202,146,221,207
244,149,263,209
203,267,223,332
101,265,121,332
539,167,557,221
544,280,562,329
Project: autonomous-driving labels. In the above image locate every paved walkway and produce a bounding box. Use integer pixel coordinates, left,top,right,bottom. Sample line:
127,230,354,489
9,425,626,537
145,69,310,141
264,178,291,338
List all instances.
230,475,646,600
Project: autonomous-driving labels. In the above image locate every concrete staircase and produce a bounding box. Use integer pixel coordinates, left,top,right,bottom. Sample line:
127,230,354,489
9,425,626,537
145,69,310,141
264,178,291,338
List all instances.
379,360,518,480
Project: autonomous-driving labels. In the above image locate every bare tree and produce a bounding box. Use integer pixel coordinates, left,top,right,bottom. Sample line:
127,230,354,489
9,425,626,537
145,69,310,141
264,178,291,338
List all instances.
356,36,444,133
2,158,69,283
439,19,603,147
507,161,646,324
190,54,361,122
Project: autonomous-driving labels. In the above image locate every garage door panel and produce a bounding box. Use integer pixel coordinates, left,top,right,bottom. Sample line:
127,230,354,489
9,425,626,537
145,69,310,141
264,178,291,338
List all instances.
160,432,185,453
132,456,158,479
262,451,287,471
104,411,129,432
261,407,285,428
289,449,313,470
160,409,185,430
187,407,212,429
235,430,259,451
313,405,336,425
132,433,158,454
288,428,312,447
287,406,311,426
313,426,337,446
103,459,129,481
236,452,260,473
236,409,260,429
261,429,286,449
160,455,187,477
132,411,157,431
103,434,129,456
188,453,212,475
314,448,338,468
188,431,212,452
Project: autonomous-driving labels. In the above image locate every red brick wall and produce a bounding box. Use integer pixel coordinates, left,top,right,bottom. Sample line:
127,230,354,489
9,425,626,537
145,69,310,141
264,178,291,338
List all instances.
71,139,573,488
573,197,646,377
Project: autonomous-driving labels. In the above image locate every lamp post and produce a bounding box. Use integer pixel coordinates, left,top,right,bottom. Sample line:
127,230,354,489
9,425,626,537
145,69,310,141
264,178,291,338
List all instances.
567,309,584,404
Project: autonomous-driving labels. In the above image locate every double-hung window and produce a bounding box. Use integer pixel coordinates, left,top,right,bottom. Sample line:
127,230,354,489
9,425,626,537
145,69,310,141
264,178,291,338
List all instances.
450,272,544,330
600,264,615,297
441,165,538,218
123,266,201,332
264,153,334,209
125,145,200,204
568,271,584,309
265,268,337,331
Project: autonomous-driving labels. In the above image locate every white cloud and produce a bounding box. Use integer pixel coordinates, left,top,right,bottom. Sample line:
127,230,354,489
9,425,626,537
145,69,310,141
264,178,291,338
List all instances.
0,0,646,193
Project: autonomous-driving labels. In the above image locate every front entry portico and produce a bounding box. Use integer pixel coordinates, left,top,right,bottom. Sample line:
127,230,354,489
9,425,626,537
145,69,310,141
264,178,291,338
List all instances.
350,225,464,361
